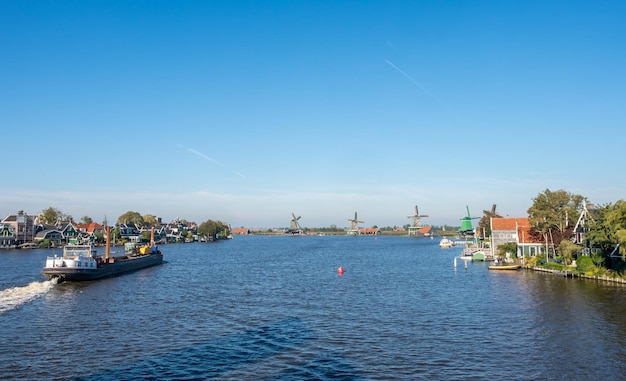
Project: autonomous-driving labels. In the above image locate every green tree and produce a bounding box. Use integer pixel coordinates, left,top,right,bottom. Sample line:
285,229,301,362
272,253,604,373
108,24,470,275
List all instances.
38,239,52,248
198,219,230,240
558,239,581,266
527,189,585,259
497,242,517,257
40,207,72,224
94,232,105,244
117,211,145,226
140,230,154,242
606,200,626,259
143,214,160,227
80,216,93,224
575,255,595,274
585,203,616,252
585,201,626,270
111,226,121,244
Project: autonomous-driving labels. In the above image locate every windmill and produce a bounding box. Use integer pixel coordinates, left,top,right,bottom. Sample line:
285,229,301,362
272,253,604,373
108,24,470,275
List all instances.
287,213,304,235
347,211,364,235
478,204,502,238
459,205,480,238
407,205,429,236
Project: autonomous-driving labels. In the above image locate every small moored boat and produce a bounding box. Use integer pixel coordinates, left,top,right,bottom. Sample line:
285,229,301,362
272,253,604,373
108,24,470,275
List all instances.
439,238,454,248
488,264,522,271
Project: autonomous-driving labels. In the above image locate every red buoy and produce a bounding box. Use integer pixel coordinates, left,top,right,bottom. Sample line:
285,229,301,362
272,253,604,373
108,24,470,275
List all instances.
337,267,345,274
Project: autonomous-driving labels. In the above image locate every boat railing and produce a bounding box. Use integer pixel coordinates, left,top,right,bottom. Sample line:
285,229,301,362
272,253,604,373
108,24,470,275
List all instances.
45,256,65,267
63,245,95,258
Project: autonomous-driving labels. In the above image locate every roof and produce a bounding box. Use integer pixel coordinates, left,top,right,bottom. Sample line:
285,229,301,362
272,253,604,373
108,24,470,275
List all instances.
518,225,543,244
491,217,543,244
359,227,379,234
418,226,432,234
491,217,529,230
2,215,17,222
75,222,104,233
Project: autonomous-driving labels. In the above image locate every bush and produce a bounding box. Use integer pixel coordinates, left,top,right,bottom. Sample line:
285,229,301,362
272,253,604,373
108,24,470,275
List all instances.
526,256,539,267
543,261,565,270
576,256,595,274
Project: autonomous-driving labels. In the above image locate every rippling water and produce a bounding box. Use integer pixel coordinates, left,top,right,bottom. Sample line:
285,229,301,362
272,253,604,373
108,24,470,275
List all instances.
1,236,625,380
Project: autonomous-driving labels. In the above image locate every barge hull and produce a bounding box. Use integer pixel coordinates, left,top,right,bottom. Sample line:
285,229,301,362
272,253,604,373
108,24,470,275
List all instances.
42,253,163,281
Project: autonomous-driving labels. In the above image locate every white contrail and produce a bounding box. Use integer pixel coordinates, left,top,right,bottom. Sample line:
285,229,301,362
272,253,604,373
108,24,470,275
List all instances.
386,60,445,104
179,145,247,179
386,59,465,122
187,148,226,167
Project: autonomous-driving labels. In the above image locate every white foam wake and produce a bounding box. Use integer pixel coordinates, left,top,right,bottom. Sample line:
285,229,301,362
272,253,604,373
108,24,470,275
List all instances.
0,278,58,314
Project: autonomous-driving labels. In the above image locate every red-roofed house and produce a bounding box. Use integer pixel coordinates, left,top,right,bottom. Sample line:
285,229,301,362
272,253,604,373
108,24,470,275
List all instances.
359,227,380,235
232,227,250,235
75,222,105,235
491,217,545,257
75,222,106,244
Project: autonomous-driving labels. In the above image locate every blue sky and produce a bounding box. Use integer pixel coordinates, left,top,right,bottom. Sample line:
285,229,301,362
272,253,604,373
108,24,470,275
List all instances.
1,1,625,229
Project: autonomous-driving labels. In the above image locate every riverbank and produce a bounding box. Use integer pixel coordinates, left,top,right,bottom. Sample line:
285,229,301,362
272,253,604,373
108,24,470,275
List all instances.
528,266,626,285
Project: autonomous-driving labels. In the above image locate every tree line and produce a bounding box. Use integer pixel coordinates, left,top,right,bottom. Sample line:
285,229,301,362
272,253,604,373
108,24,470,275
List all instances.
34,208,231,242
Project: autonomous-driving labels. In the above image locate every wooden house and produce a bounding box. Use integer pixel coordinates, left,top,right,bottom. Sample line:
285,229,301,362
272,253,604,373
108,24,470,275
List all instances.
491,217,545,257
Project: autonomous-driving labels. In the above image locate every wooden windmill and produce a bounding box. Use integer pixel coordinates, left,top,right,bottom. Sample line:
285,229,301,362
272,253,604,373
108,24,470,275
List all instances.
407,205,429,236
347,211,364,235
287,213,304,235
459,205,480,238
478,204,502,238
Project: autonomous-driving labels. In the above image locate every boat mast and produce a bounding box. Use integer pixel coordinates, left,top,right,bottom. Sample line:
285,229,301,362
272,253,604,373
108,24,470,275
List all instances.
150,227,155,247
105,226,111,260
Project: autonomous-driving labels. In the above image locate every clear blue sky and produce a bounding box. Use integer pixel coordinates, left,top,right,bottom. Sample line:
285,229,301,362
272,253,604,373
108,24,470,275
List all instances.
1,1,624,229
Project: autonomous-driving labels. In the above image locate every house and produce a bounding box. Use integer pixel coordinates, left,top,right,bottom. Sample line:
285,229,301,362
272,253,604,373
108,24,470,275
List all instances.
572,203,596,245
154,225,168,244
232,227,250,235
75,222,105,244
163,218,198,242
0,223,16,248
75,222,105,235
359,227,380,235
1,213,35,245
491,217,544,257
34,228,64,247
58,221,81,243
118,224,141,242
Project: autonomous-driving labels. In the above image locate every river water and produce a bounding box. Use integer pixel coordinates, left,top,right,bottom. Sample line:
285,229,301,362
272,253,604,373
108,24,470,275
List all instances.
1,235,625,380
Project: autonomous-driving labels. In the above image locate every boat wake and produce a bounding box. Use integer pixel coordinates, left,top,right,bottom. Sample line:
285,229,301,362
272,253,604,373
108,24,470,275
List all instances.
0,278,58,314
